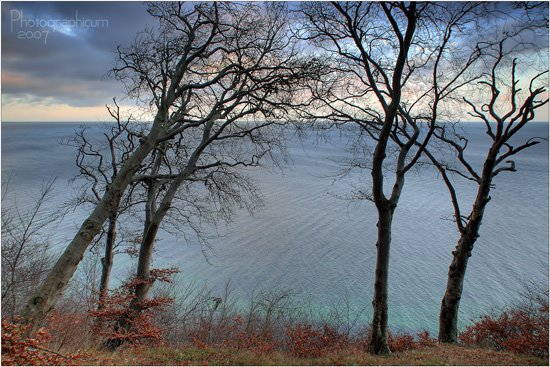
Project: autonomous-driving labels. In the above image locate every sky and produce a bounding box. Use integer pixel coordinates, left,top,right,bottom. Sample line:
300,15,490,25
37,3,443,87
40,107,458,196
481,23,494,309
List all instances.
1,1,549,122
1,1,154,122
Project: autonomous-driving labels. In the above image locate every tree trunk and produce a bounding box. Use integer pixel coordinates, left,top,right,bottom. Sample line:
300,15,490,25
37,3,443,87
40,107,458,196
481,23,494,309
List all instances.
103,219,160,350
130,221,160,312
97,213,117,311
369,203,393,354
22,118,163,332
439,153,496,343
129,161,195,312
438,231,476,343
105,169,193,350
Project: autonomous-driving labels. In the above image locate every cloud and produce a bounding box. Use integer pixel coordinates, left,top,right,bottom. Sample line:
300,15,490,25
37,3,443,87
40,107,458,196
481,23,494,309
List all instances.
1,93,142,122
1,1,156,120
2,71,121,107
2,95,112,122
1,2,547,122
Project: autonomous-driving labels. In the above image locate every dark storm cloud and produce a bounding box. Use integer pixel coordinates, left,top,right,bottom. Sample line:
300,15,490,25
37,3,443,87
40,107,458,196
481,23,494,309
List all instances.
1,2,157,107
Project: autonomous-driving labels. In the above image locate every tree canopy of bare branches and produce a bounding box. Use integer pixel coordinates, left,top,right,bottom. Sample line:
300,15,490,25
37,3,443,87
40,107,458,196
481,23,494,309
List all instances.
2,179,62,320
23,2,316,332
422,18,549,342
297,1,523,353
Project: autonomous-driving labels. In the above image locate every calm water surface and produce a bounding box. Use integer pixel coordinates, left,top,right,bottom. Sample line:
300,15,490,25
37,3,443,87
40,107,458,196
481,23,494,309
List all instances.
2,121,548,332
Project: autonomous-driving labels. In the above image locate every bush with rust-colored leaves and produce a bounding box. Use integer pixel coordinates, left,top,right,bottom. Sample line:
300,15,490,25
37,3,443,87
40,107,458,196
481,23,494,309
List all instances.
386,330,436,352
285,323,347,358
387,332,415,352
416,330,437,347
460,306,548,358
1,319,84,366
89,267,179,347
221,315,277,354
45,309,93,351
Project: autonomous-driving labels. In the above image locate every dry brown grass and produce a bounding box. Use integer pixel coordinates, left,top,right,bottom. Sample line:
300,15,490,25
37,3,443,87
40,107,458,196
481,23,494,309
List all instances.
82,343,547,366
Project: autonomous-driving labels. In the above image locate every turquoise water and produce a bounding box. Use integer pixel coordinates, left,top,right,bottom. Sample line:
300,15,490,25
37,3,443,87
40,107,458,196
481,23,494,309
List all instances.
2,122,548,333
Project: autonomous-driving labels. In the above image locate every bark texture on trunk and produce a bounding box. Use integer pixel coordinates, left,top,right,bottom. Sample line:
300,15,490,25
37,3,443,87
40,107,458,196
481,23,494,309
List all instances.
103,221,159,351
22,118,163,332
130,221,160,311
365,4,416,354
130,162,196,310
106,164,196,350
439,153,496,343
368,204,394,355
438,231,475,342
97,213,117,311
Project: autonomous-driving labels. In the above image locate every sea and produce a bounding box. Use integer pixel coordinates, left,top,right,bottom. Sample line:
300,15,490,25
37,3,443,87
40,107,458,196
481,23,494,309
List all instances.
1,121,548,333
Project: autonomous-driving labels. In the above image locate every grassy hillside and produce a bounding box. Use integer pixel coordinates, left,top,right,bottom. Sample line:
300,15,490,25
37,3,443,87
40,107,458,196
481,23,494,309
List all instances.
86,344,547,366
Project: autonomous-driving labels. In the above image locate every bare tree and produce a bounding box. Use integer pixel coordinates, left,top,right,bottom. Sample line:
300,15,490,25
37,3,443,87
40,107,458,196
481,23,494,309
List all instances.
66,99,145,311
1,178,61,320
101,2,313,348
299,2,485,353
423,32,548,343
23,1,313,331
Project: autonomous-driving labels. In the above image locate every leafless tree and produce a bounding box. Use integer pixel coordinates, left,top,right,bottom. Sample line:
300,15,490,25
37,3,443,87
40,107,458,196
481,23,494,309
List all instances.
23,1,314,332
102,2,314,347
422,29,548,343
1,178,62,320
66,99,145,311
299,2,485,353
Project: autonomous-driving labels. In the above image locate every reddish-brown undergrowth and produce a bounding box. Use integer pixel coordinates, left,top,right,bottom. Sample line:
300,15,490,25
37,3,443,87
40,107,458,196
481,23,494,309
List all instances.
460,306,549,358
2,275,545,364
89,267,179,347
387,330,437,352
285,323,348,358
1,319,85,366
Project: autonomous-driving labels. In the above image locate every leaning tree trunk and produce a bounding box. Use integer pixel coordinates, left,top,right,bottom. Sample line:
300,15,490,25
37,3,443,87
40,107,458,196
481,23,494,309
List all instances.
130,159,197,312
21,116,164,332
103,215,161,350
439,153,496,343
97,212,117,311
130,217,161,312
106,166,195,350
369,202,394,354
439,230,477,343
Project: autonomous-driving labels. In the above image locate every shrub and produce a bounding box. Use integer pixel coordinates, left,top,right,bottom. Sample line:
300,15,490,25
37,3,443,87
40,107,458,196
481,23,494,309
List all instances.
460,308,548,358
387,332,415,352
460,280,548,359
285,323,347,358
89,267,179,347
1,319,84,366
45,309,94,351
460,285,549,360
416,330,437,347
355,328,436,353
223,315,277,354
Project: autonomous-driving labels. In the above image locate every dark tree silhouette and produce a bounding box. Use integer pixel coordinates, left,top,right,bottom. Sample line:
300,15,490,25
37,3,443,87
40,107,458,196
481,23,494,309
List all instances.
423,34,548,343
1,179,60,320
299,2,485,353
23,2,314,332
66,99,145,312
